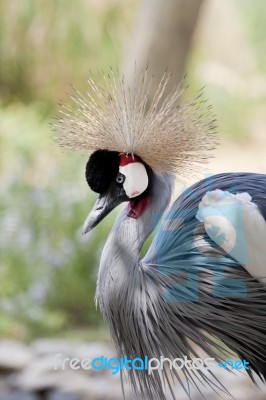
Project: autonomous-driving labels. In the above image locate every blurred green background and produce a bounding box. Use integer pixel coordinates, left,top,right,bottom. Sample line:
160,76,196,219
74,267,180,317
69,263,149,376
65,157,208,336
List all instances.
0,0,137,341
0,0,266,341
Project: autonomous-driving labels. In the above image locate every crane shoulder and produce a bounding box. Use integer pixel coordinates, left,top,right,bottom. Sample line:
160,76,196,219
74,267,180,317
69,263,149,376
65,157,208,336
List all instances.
197,188,266,284
142,172,266,286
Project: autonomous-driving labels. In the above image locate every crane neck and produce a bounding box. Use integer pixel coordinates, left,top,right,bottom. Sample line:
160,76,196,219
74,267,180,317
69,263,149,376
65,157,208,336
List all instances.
100,172,175,271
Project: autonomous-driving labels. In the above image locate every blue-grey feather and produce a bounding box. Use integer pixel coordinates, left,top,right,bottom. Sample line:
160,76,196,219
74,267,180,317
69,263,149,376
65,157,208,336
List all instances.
97,172,266,400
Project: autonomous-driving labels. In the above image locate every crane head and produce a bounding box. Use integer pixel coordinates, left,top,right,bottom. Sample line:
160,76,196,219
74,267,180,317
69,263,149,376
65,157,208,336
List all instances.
55,70,217,235
82,150,151,233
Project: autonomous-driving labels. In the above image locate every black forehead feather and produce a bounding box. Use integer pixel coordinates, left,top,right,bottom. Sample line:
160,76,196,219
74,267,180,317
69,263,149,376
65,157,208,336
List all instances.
85,150,119,193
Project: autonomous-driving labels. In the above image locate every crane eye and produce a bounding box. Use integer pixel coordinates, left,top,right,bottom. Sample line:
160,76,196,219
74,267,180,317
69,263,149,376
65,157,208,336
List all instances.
116,173,125,184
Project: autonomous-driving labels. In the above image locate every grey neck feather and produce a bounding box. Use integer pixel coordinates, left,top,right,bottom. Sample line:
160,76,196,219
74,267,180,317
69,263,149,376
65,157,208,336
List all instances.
96,172,175,300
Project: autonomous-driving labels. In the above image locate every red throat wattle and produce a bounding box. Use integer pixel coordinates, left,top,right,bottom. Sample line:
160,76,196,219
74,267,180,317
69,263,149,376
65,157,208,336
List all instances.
127,195,151,219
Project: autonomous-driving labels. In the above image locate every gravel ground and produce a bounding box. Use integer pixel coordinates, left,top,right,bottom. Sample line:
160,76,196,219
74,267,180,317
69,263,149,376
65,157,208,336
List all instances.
0,337,266,399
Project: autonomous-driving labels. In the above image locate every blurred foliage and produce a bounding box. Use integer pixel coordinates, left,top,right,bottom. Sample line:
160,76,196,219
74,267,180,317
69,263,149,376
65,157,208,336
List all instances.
238,0,266,74
0,103,120,339
188,0,266,139
0,0,135,113
0,0,136,340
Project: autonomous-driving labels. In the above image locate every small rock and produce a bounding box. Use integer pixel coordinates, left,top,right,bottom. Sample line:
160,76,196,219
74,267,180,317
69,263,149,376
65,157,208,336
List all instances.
0,391,39,400
0,341,33,371
71,342,114,359
70,342,115,375
31,340,74,357
16,356,75,392
31,339,114,360
47,391,81,400
56,375,125,400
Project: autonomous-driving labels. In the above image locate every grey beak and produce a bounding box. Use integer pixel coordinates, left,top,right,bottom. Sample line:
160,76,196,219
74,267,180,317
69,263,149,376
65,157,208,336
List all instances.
82,186,127,234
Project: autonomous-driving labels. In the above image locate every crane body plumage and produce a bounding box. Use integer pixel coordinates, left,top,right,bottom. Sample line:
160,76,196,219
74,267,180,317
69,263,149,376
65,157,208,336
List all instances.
56,71,266,399
96,171,266,399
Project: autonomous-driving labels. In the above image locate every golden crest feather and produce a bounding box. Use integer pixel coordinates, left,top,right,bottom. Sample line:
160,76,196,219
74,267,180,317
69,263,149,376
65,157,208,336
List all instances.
55,68,217,179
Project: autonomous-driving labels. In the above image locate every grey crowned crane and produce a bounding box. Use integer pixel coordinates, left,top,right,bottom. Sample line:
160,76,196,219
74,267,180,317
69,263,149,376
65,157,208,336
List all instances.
56,71,266,400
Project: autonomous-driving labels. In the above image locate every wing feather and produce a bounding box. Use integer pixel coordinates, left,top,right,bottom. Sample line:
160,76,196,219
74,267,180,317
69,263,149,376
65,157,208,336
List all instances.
197,188,266,283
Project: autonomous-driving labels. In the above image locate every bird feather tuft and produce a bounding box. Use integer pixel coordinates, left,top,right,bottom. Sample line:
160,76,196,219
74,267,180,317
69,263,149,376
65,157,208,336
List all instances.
54,68,218,179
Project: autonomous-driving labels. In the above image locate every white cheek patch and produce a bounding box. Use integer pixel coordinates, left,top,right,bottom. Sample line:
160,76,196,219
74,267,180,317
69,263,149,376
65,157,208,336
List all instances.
119,162,149,198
